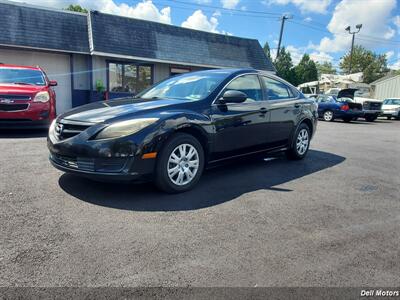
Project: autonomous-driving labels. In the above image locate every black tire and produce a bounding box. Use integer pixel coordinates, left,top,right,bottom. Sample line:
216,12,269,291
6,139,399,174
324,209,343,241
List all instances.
323,110,334,122
365,115,377,122
154,133,204,193
343,117,352,123
387,116,392,120
286,123,311,160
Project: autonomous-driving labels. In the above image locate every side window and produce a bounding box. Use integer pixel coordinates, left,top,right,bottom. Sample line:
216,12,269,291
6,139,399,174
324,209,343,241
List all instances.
261,76,292,100
224,75,263,102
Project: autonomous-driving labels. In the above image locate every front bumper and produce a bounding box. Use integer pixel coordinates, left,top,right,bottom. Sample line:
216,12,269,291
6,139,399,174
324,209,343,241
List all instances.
47,124,158,182
362,110,382,116
381,110,399,117
0,119,50,129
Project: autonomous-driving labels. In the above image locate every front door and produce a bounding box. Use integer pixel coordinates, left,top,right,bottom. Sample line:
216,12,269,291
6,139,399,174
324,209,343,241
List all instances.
210,74,269,159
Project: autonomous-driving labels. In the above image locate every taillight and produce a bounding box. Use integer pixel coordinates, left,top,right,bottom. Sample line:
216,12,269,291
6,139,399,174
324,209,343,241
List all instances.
340,104,349,111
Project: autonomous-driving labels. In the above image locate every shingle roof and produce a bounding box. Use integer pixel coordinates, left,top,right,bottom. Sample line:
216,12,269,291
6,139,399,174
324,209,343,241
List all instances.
0,1,89,53
0,1,274,71
90,11,274,71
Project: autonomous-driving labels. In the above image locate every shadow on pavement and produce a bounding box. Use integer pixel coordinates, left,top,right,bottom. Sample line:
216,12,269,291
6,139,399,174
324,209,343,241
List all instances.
0,129,48,138
58,150,345,212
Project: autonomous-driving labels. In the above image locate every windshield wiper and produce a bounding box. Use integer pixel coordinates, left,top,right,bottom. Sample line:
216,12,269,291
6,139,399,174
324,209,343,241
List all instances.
13,82,34,85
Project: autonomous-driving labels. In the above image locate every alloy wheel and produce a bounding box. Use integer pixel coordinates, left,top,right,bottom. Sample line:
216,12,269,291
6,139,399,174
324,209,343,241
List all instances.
323,111,333,121
296,129,309,155
167,143,199,186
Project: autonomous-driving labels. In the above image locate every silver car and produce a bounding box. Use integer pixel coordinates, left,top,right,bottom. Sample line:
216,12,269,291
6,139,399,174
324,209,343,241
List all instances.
381,98,400,120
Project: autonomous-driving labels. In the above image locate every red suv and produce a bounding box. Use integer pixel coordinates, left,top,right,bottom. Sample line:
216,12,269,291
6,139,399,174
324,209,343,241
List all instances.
0,64,57,128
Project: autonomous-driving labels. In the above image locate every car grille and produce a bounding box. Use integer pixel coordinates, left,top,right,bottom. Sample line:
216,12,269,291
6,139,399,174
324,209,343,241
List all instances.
0,94,31,100
55,121,92,141
0,103,29,111
363,102,382,110
52,154,127,173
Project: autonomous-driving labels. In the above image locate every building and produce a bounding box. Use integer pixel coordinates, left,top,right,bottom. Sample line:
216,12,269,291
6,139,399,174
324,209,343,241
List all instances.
370,74,400,100
0,1,274,114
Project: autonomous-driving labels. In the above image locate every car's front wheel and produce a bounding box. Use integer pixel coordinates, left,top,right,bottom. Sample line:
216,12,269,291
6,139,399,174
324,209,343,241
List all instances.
155,133,204,193
286,123,311,160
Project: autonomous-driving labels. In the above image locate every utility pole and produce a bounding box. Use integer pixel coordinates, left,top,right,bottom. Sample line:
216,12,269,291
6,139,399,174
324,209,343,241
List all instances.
276,14,292,60
345,24,362,74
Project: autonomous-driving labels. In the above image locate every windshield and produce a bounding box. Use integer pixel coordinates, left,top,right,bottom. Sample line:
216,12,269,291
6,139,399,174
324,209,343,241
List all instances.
138,72,228,101
0,68,46,86
383,99,400,105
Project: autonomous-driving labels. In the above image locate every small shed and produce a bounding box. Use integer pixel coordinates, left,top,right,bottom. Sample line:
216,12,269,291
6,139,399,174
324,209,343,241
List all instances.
370,75,400,100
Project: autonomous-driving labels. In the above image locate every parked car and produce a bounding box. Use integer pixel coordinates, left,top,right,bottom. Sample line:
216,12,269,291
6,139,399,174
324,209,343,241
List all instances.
381,98,400,120
339,88,382,122
316,94,363,122
0,63,57,128
48,69,318,193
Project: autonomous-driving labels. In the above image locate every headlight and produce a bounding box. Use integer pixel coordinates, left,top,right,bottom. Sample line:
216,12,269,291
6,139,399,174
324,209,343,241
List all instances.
93,118,159,140
34,91,50,103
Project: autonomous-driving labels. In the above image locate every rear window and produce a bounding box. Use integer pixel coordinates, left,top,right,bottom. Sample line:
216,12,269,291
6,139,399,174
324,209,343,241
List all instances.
0,68,46,86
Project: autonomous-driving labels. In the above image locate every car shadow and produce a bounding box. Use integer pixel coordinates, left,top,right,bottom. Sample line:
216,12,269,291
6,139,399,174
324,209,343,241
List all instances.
0,129,48,138
58,150,345,212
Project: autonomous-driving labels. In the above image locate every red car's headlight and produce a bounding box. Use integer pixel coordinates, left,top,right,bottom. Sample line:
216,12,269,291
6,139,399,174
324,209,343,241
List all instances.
33,91,50,103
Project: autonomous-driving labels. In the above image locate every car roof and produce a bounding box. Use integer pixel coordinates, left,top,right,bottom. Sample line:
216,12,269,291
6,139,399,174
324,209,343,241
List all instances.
0,63,42,70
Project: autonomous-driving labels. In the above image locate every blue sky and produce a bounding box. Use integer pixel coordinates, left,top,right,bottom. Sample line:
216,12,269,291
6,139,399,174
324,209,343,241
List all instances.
14,0,400,70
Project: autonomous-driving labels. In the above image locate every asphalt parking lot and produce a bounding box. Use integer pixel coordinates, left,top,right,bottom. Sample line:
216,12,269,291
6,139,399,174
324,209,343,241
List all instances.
0,119,399,287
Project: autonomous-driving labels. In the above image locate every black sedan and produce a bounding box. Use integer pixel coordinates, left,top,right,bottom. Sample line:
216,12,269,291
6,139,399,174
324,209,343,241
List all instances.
48,69,317,193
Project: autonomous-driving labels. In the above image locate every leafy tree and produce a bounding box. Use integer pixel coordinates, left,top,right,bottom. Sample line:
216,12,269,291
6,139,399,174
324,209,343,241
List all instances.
65,4,88,13
316,61,336,76
263,42,272,62
340,45,389,83
294,54,318,85
274,47,297,85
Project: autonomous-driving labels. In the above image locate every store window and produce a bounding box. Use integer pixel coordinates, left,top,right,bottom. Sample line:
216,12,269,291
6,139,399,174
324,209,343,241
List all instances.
108,63,152,95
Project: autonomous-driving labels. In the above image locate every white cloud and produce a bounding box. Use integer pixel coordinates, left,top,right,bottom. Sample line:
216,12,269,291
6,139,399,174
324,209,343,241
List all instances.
194,0,212,4
220,0,240,9
266,0,331,14
388,53,400,70
181,10,220,33
11,0,171,24
303,17,312,22
386,50,395,60
309,51,333,64
286,45,305,65
316,0,397,53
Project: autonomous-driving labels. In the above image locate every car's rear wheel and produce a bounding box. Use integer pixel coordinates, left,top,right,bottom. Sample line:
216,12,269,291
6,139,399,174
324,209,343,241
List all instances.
323,110,334,122
387,116,392,120
155,133,204,193
365,115,377,122
286,123,311,160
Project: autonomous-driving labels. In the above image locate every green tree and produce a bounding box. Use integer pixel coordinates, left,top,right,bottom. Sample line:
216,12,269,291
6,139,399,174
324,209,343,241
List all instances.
294,54,318,85
340,45,388,83
65,4,88,13
274,47,297,85
263,42,272,62
316,61,337,76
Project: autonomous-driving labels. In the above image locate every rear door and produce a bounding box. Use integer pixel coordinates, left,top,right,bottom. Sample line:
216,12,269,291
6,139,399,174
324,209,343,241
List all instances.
210,74,268,158
260,76,299,147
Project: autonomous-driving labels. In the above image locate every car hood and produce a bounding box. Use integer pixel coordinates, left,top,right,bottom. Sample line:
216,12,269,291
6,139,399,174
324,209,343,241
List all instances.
382,104,400,109
61,98,187,123
0,84,45,95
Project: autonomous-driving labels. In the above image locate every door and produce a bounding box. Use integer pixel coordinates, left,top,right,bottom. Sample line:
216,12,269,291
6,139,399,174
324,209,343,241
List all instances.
260,76,299,147
210,74,269,159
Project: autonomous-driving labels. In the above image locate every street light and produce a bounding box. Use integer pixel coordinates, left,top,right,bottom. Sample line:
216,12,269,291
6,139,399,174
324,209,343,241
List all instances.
345,24,362,74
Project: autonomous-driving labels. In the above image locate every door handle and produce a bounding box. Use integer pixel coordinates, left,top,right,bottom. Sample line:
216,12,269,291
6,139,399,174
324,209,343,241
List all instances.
294,103,301,108
259,107,268,114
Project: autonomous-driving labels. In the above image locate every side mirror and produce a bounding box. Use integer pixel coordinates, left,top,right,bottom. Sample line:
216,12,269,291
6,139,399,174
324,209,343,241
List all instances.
219,90,247,104
49,80,58,87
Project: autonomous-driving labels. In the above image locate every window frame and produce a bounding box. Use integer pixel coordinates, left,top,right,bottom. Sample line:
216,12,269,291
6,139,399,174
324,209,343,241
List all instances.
259,75,299,101
106,60,154,95
212,73,267,105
